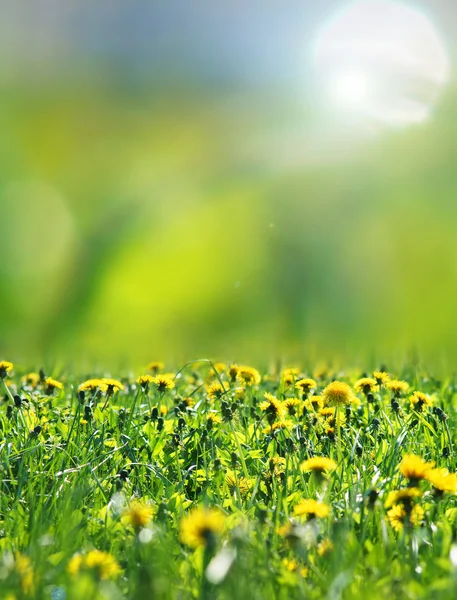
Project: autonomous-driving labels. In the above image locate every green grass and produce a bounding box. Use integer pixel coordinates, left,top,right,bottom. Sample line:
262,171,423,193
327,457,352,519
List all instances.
1,359,457,599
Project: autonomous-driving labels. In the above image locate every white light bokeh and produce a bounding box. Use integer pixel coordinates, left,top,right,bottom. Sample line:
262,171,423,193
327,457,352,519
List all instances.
313,0,451,128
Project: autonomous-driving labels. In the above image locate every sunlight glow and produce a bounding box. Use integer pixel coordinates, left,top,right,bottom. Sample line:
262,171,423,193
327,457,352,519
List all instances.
313,0,451,128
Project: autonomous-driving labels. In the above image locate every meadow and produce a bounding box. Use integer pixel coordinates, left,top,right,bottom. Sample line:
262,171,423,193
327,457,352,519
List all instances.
0,358,456,599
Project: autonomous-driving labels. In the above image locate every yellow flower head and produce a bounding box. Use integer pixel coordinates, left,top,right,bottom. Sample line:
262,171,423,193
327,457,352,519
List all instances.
179,507,225,548
22,372,40,388
293,499,330,520
317,538,334,556
212,362,226,374
409,391,433,412
387,504,424,532
207,381,225,400
263,419,295,434
300,456,337,475
322,381,355,407
426,468,457,493
45,377,64,393
0,360,13,378
295,378,317,395
399,454,434,482
227,364,240,382
259,393,284,421
123,499,155,529
387,380,409,396
354,378,378,394
236,366,261,387
14,553,35,595
384,487,422,508
68,550,121,580
78,379,108,394
304,395,324,411
147,361,165,373
282,397,302,416
207,412,222,426
101,378,124,395
282,367,301,386
225,471,251,496
373,371,390,385
152,374,175,393
137,374,154,388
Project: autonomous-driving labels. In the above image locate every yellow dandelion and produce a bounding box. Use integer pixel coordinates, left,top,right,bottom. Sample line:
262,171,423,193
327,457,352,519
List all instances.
236,366,261,387
179,507,225,548
387,504,424,532
207,412,222,426
317,538,334,556
259,392,284,421
399,454,434,482
384,487,422,508
354,378,378,394
225,471,251,496
426,468,457,494
0,360,13,378
78,379,108,393
409,391,433,412
295,378,317,395
300,456,337,474
212,362,226,374
263,419,294,434
227,364,240,382
322,381,355,407
387,380,409,396
44,377,63,394
22,372,40,388
100,378,123,395
293,499,330,520
147,361,165,373
282,397,302,416
373,371,390,385
303,395,324,411
207,381,226,400
15,553,35,595
137,374,154,388
282,367,301,386
68,550,121,580
123,499,155,529
152,374,175,393
268,456,287,476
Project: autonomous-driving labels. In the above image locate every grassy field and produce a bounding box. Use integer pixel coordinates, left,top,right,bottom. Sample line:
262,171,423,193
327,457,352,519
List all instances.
1,358,457,599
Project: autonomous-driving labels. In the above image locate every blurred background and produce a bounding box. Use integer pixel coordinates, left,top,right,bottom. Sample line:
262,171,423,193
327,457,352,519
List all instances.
1,0,457,367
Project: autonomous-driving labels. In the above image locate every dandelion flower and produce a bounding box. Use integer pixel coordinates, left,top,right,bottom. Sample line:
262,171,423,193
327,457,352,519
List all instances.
14,553,35,595
409,391,433,412
384,487,422,508
354,378,378,394
295,378,317,395
227,365,240,382
293,499,330,520
179,507,225,549
236,366,261,387
399,454,434,482
322,381,355,406
373,371,390,385
207,381,225,400
101,378,124,395
387,380,409,396
78,378,108,393
282,397,302,416
152,374,175,393
44,377,63,394
387,504,424,532
259,393,284,422
225,472,251,497
68,550,121,580
22,372,40,388
137,374,154,389
317,538,334,556
123,499,155,529
0,360,13,379
426,468,457,494
147,361,165,373
300,456,337,474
